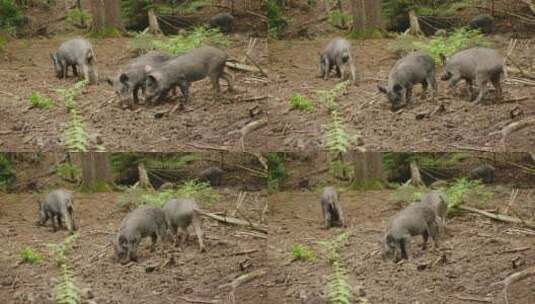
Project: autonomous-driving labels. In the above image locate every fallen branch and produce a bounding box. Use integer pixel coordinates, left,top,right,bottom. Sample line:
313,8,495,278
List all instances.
245,53,268,77
226,61,264,74
489,116,535,148
197,210,268,233
459,206,535,230
235,231,267,239
492,266,535,304
500,247,530,254
218,269,267,304
176,296,220,304
451,295,492,303
227,118,268,152
231,248,259,256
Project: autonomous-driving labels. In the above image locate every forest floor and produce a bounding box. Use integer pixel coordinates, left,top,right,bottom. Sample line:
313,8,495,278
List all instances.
267,35,535,152
0,33,270,152
267,188,535,303
0,190,268,304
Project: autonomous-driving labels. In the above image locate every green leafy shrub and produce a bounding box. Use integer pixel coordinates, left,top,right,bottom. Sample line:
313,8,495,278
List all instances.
175,0,209,14
413,28,492,64
267,153,288,192
390,28,492,63
446,178,492,214
20,247,43,264
117,180,219,209
289,93,314,112
328,9,351,27
0,154,15,190
55,264,79,304
267,0,287,38
391,184,425,204
56,163,80,182
0,0,24,35
291,244,316,262
66,9,91,28
28,92,54,109
151,26,230,55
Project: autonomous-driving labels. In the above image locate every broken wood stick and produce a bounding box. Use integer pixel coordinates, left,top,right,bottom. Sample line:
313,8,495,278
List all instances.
226,61,264,74
489,116,535,148
218,268,267,304
492,265,535,304
245,53,267,77
459,206,535,229
218,268,267,290
176,296,220,304
197,209,268,233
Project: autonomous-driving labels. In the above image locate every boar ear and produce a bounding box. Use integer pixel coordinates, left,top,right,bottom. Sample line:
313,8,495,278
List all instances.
119,73,129,84
439,53,447,64
377,84,387,94
144,65,153,74
393,84,402,92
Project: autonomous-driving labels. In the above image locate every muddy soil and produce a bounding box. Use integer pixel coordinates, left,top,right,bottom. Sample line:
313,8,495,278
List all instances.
0,35,272,151
267,190,535,303
0,191,268,304
267,37,535,152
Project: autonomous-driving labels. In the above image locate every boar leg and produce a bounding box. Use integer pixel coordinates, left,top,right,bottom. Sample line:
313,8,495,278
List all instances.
222,71,234,92
133,84,142,104
491,72,503,100
150,233,158,252
323,203,332,229
192,214,206,252
474,77,488,104
421,230,429,250
323,58,330,80
178,82,190,104
399,238,410,260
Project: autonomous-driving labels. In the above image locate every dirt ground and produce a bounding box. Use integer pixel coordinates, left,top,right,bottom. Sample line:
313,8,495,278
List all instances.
267,36,535,152
267,189,535,303
0,190,268,304
0,33,271,151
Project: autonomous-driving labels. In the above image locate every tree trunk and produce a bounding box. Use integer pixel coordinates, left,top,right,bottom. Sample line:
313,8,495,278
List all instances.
409,161,425,187
89,0,105,31
147,8,162,34
104,0,123,30
137,163,154,190
351,0,384,32
81,153,112,191
90,0,122,32
352,151,384,188
408,9,423,36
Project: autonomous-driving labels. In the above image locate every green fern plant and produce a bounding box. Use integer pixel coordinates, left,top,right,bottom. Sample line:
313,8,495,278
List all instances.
291,244,316,262
116,180,219,210
446,178,492,214
63,109,88,152
325,111,349,154
28,92,54,109
56,80,87,111
327,260,353,304
48,233,79,267
289,93,314,112
54,264,79,304
20,247,43,264
316,81,349,112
